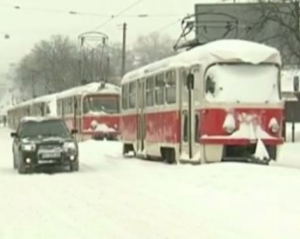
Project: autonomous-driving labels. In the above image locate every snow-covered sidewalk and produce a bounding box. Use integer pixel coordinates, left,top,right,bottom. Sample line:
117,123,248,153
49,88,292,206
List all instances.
1,127,300,238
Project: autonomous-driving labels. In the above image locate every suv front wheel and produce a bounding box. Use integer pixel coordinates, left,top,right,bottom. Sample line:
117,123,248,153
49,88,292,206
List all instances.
17,157,33,174
13,151,17,169
18,158,27,174
70,160,79,172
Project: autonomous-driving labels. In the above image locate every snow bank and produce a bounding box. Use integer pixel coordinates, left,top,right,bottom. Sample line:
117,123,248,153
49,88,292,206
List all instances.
79,139,122,160
285,123,300,142
271,142,300,168
2,128,300,239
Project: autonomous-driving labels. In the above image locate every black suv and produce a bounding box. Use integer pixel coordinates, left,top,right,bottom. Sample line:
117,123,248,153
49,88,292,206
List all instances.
10,116,79,174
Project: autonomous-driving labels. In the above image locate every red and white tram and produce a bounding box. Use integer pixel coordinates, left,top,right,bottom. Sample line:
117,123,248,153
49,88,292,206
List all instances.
7,93,57,130
7,82,121,141
56,82,121,141
121,39,284,164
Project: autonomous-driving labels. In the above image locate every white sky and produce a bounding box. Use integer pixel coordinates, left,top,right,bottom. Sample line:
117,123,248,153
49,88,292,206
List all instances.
0,0,240,82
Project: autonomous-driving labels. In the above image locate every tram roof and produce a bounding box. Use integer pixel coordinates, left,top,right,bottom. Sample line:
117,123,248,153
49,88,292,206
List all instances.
7,82,121,112
122,39,281,84
55,82,120,99
7,93,59,111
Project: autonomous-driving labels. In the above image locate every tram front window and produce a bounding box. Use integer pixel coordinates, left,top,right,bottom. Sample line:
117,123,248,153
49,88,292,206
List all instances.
204,64,280,103
83,96,119,114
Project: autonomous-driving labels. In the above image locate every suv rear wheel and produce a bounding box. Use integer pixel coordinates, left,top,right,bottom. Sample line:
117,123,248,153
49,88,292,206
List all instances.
13,152,17,169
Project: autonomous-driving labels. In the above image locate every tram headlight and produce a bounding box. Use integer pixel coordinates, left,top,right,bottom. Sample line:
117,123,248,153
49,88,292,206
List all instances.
224,125,235,134
269,117,279,133
90,120,98,130
223,113,236,134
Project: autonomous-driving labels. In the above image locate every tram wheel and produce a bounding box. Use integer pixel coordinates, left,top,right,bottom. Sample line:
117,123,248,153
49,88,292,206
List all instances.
161,148,176,164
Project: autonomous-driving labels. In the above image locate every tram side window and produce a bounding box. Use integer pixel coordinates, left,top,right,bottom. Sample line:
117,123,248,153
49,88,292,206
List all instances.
40,103,45,116
155,74,165,105
65,99,69,114
69,97,74,114
57,101,60,115
73,97,77,114
65,98,73,115
146,77,154,107
46,105,50,114
129,82,136,109
165,70,176,104
77,97,81,114
122,85,128,110
58,100,63,116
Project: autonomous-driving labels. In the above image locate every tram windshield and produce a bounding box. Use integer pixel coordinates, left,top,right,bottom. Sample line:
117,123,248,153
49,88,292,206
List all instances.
204,64,280,103
83,95,120,114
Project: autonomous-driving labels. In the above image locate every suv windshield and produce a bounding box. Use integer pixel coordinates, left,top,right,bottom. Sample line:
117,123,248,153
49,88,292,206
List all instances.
19,119,70,138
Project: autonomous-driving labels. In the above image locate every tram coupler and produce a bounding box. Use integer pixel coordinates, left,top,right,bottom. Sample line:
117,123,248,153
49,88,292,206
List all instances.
222,155,271,165
246,155,271,165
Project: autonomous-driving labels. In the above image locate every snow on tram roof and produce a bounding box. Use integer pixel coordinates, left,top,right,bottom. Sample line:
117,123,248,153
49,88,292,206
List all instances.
56,82,120,99
7,92,59,110
7,82,120,111
122,39,281,84
20,116,61,122
30,93,58,104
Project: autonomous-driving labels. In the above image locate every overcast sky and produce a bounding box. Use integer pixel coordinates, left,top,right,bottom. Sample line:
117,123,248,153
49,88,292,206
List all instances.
0,0,239,81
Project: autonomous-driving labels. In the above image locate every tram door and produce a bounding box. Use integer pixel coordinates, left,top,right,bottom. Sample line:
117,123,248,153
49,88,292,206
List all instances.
73,96,82,141
180,66,201,163
136,79,146,155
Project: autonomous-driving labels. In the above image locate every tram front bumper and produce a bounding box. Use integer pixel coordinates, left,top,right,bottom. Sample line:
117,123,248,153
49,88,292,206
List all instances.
199,137,283,145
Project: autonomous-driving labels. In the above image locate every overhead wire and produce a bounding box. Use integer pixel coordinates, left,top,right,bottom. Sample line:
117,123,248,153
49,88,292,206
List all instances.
91,0,143,31
0,3,67,14
156,18,183,33
0,1,189,41
0,3,183,19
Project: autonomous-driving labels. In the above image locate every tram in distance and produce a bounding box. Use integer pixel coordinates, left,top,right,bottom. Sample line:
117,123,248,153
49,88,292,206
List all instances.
56,82,121,141
7,93,57,130
120,39,284,164
7,82,121,141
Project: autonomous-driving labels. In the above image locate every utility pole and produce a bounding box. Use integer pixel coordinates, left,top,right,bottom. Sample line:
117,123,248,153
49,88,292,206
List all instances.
296,0,300,41
121,22,127,78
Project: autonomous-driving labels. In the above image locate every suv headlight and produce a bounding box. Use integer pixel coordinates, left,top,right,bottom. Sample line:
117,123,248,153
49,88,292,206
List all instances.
63,142,77,151
21,143,36,151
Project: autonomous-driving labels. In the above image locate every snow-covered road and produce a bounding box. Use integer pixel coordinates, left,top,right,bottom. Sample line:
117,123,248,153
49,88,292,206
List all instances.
1,127,300,239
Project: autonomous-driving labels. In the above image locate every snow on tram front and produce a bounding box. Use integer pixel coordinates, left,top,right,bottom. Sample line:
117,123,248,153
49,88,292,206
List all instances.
121,39,284,164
